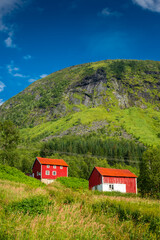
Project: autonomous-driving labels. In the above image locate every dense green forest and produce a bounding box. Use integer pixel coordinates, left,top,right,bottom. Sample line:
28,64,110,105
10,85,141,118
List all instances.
40,135,145,167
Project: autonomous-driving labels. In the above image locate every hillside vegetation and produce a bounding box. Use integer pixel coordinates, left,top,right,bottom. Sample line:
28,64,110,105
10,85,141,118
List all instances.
0,168,159,240
1,59,160,147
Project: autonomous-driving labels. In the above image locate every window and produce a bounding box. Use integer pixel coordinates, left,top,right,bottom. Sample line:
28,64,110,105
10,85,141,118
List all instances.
38,172,41,176
52,171,56,176
47,165,50,168
46,170,50,175
53,165,56,169
60,166,63,169
109,184,114,190
37,171,39,176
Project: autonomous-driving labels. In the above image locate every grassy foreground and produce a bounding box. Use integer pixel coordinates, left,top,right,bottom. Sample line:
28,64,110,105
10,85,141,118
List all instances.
0,167,159,240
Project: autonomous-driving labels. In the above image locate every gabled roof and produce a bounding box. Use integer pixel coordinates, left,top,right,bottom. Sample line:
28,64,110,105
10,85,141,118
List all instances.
94,167,137,178
36,157,69,167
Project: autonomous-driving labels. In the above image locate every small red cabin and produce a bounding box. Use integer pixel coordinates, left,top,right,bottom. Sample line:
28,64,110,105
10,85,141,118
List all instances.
32,157,69,184
89,167,137,194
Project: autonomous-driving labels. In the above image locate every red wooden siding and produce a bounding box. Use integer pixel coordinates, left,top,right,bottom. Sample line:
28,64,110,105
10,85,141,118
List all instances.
32,159,41,180
41,165,68,180
89,168,102,190
103,176,137,193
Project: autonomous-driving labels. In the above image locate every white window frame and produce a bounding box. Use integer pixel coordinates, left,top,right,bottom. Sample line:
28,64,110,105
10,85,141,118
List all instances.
53,165,56,169
60,166,63,169
47,165,50,168
52,171,56,176
46,170,50,175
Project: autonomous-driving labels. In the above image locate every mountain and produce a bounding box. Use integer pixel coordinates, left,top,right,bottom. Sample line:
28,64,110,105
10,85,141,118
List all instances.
1,59,160,146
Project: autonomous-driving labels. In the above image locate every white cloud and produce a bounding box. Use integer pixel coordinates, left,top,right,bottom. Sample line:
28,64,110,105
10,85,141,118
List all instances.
40,74,48,78
7,61,29,78
98,8,122,17
7,61,19,74
0,99,4,105
133,0,160,12
13,73,28,77
28,78,37,83
4,32,16,48
23,54,32,60
0,0,29,49
0,81,6,92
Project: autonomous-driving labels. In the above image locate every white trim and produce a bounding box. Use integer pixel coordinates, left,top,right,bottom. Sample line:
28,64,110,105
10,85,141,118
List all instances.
45,170,50,175
101,176,103,191
52,171,56,176
136,178,137,194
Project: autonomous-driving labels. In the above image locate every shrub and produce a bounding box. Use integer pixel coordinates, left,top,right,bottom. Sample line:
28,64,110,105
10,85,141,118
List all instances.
6,195,53,216
0,164,44,188
57,177,88,190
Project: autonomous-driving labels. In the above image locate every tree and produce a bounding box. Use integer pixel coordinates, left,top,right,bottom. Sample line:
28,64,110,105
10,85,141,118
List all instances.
139,146,160,198
0,120,20,166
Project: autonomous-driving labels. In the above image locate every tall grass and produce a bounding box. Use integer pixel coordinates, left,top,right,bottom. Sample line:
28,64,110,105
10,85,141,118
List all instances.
0,176,159,239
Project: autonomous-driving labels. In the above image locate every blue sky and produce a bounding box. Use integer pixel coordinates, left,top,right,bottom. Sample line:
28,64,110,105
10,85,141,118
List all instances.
1,0,160,104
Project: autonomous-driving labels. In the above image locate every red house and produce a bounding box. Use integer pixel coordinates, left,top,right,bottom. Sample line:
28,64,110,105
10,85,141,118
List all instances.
89,167,137,194
32,157,69,184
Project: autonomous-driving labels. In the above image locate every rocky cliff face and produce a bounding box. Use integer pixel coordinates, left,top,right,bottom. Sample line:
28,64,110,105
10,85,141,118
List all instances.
0,60,160,127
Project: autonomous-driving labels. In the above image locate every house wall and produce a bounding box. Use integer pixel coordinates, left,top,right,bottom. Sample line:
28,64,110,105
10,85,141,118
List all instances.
102,183,126,193
103,176,137,193
41,165,68,180
92,184,103,191
89,168,102,190
32,159,41,180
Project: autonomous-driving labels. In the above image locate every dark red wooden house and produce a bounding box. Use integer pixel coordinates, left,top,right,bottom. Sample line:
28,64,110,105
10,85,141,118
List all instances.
32,157,69,184
89,167,137,194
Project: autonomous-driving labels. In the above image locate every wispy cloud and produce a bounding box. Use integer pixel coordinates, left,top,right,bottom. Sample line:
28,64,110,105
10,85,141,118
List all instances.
28,73,48,83
7,61,19,74
0,99,4,105
133,0,160,13
13,73,28,77
40,74,47,78
4,31,16,48
28,78,37,83
98,8,122,17
23,54,32,60
0,0,29,49
0,81,6,92
7,61,29,78
0,0,24,31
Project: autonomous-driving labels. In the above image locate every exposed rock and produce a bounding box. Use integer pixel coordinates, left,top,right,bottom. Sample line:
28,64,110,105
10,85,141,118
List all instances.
113,91,129,108
35,94,41,101
72,107,80,112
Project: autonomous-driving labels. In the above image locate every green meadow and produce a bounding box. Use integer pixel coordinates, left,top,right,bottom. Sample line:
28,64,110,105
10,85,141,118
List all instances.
0,166,160,240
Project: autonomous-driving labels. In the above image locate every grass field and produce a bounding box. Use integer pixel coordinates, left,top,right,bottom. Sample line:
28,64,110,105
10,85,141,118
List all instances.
0,167,159,240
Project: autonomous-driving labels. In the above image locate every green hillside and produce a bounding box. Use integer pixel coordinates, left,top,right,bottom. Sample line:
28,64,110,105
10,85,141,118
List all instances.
1,59,160,146
0,164,44,187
